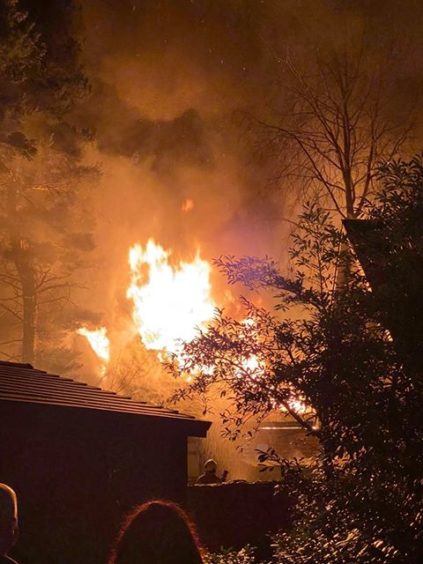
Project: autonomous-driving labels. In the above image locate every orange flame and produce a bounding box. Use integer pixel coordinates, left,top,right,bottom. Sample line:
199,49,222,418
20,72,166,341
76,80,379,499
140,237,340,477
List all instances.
126,239,215,357
77,326,110,374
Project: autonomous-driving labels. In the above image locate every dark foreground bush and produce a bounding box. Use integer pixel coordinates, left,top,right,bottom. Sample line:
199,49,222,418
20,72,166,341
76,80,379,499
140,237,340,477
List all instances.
204,545,258,564
174,155,423,564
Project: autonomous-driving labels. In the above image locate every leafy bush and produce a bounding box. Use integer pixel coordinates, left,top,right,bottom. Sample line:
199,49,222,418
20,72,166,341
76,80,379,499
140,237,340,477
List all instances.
172,156,423,563
204,545,259,564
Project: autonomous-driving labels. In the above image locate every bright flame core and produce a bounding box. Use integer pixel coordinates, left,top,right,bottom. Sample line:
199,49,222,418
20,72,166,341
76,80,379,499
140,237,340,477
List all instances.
127,239,215,356
77,326,110,365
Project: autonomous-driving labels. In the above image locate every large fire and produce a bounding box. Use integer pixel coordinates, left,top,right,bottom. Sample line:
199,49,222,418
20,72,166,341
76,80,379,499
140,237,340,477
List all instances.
127,239,216,357
76,241,310,415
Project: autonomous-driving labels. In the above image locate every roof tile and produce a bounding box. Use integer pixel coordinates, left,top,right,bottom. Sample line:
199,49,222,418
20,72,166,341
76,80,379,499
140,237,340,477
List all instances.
0,361,210,434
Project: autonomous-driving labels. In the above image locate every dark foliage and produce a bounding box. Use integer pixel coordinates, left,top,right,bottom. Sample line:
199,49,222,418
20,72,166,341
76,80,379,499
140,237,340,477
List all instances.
169,156,423,562
0,0,95,369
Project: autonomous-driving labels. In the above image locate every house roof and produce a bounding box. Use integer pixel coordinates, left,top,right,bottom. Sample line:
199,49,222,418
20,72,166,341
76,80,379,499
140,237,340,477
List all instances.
343,219,388,288
344,218,423,367
0,361,210,436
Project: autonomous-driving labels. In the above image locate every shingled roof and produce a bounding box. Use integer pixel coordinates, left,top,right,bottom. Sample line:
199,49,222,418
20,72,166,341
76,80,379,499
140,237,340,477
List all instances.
0,361,210,435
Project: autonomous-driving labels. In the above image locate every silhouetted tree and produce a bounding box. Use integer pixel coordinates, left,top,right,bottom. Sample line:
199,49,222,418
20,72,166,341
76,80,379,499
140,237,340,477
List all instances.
0,0,94,367
249,40,419,289
170,155,423,562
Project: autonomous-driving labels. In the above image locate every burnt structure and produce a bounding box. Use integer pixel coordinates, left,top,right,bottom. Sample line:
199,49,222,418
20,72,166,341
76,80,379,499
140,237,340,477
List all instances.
0,361,210,564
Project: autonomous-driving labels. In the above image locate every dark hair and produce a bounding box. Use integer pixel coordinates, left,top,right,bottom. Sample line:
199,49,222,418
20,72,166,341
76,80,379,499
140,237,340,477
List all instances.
108,500,204,564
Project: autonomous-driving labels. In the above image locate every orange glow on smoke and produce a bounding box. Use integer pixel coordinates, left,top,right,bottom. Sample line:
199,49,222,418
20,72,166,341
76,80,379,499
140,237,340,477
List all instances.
126,239,216,356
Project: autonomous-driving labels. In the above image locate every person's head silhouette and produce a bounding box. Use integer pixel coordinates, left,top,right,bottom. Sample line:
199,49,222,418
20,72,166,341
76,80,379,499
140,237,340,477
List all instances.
0,484,18,559
108,500,203,564
203,459,217,475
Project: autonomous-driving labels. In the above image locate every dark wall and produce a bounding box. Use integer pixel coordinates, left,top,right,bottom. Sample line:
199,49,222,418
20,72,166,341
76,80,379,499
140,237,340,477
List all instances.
187,481,291,559
0,402,188,564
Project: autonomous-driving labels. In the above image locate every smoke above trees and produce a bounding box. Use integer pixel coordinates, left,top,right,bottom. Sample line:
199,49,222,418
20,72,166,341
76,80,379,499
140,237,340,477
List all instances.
0,0,421,378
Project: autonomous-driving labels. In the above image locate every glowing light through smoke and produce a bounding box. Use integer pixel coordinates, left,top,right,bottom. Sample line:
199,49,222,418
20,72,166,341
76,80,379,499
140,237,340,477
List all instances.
127,239,216,356
181,198,194,212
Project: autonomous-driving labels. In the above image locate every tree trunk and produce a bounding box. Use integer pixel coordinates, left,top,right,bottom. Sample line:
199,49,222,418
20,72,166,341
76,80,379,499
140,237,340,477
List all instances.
335,181,355,291
14,244,37,364
7,184,37,364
